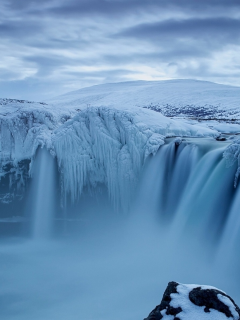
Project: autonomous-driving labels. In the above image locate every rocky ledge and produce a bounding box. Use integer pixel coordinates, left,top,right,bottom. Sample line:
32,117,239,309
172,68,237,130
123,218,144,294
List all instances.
144,281,240,320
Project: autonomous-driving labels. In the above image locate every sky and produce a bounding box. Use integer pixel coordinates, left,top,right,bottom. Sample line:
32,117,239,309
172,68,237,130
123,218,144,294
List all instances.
1,0,240,101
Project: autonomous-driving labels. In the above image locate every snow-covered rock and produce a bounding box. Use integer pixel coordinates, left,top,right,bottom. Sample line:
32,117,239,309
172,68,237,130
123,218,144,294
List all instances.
144,281,240,320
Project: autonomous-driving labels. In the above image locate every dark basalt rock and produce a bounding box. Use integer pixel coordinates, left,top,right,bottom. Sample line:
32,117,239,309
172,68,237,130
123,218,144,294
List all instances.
144,281,182,320
144,281,240,320
189,287,240,318
216,136,226,141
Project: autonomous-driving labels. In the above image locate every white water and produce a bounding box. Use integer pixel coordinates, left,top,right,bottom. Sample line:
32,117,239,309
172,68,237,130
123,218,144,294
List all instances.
29,148,56,239
220,178,240,255
169,143,236,242
134,139,236,234
0,138,240,320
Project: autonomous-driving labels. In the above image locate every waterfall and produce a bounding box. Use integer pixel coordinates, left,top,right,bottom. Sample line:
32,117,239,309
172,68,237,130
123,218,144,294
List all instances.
134,139,238,246
27,139,239,245
29,148,56,239
1,137,240,319
220,180,240,254
1,136,239,248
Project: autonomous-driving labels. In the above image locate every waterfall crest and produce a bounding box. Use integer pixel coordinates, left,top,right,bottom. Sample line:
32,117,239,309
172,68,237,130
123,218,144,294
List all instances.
134,139,238,247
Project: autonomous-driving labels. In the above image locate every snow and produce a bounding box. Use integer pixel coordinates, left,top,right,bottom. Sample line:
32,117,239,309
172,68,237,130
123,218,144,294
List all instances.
167,283,239,320
52,107,167,210
0,99,56,162
202,121,240,134
52,106,218,210
218,294,239,320
48,80,240,117
1,80,240,208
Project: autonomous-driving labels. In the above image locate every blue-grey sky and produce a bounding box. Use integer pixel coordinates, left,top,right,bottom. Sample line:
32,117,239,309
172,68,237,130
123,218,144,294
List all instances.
1,0,240,101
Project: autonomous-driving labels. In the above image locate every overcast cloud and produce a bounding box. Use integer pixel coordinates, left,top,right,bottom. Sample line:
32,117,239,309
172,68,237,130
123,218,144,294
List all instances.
0,0,240,100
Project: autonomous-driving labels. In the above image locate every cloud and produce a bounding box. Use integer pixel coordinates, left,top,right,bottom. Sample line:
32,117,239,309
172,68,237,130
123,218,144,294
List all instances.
117,18,240,47
0,21,42,39
0,0,240,100
8,0,240,17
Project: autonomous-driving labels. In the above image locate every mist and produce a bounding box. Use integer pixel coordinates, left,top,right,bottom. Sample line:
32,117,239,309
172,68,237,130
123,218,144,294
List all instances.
0,139,240,320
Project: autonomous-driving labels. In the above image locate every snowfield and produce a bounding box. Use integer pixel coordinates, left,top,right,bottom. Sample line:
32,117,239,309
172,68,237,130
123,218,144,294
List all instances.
48,79,240,115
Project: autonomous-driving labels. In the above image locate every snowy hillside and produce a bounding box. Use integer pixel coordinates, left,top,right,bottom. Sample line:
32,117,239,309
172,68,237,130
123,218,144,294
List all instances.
48,79,240,120
1,80,240,209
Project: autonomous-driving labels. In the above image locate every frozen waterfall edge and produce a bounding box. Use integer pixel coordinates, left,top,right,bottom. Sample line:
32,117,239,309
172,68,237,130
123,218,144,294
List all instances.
1,105,239,214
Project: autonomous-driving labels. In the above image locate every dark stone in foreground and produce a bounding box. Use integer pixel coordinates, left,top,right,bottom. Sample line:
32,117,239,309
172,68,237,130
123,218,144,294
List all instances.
144,281,240,320
189,287,240,318
144,281,182,320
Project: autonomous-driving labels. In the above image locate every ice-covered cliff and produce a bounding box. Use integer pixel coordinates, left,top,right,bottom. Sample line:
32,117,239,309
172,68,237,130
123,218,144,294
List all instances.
0,80,240,209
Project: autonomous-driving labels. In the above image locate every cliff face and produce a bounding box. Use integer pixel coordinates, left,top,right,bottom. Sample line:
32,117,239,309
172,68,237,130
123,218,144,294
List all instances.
0,94,216,211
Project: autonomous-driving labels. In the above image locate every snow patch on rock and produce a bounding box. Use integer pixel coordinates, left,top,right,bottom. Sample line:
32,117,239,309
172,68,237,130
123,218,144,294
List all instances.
144,281,240,320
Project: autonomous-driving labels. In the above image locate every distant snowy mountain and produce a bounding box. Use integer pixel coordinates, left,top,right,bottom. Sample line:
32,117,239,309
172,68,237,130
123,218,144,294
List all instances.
48,79,240,120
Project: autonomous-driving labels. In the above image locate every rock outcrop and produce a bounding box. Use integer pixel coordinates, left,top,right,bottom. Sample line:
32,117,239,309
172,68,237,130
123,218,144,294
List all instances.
144,281,240,320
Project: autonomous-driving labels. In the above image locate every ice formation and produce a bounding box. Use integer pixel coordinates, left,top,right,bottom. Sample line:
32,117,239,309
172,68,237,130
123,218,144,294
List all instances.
53,107,165,210
1,80,240,210
223,139,240,187
0,96,219,210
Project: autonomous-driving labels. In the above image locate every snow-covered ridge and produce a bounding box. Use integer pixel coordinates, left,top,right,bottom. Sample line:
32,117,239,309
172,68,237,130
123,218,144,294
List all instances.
0,102,54,162
48,79,240,119
1,80,240,208
144,103,240,121
0,98,47,115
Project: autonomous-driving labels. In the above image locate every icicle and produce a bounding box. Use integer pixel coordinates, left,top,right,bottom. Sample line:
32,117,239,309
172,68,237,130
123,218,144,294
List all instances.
223,139,240,187
53,107,165,211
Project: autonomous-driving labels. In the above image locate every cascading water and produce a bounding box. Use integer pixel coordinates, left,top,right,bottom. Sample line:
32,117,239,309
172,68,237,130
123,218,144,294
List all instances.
133,138,238,247
18,138,239,245
28,147,56,239
1,137,238,247
1,137,240,320
219,174,240,256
